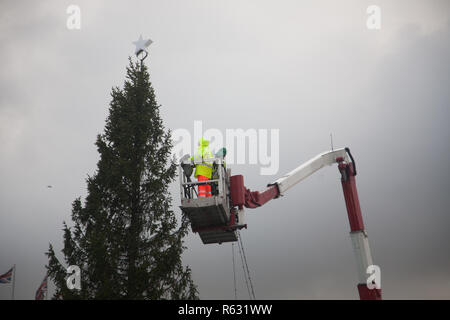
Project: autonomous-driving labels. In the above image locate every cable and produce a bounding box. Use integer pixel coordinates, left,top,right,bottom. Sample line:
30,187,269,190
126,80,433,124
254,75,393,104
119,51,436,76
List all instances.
238,232,256,299
236,234,252,299
237,231,256,299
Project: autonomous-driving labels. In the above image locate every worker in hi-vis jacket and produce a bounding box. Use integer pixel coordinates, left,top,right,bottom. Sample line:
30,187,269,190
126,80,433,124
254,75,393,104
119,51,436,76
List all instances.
191,138,214,198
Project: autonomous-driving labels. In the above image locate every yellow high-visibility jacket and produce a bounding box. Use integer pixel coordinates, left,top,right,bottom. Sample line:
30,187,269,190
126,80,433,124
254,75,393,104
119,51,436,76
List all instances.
191,138,214,179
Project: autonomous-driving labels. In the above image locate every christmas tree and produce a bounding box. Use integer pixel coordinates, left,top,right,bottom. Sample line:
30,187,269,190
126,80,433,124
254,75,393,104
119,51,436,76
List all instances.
46,58,198,300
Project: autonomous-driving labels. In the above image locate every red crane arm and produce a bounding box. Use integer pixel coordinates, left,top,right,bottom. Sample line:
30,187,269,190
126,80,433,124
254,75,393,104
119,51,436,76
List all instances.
229,175,280,209
228,148,381,300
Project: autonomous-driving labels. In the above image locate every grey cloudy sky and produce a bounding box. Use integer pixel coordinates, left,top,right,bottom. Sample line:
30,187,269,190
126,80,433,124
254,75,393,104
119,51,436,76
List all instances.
1,0,449,299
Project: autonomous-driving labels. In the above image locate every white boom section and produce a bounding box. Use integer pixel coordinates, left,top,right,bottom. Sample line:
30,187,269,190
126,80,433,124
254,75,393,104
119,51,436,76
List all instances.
350,231,374,285
273,148,349,195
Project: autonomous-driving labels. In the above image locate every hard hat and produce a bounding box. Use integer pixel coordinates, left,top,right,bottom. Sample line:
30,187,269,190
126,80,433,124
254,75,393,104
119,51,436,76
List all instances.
198,138,209,147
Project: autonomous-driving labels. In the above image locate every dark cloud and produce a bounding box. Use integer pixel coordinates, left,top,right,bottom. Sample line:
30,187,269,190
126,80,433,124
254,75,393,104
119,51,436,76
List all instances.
1,0,449,299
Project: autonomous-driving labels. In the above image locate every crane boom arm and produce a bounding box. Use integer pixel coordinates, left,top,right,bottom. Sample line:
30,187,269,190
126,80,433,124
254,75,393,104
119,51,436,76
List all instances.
272,148,349,195
229,147,381,300
230,148,352,209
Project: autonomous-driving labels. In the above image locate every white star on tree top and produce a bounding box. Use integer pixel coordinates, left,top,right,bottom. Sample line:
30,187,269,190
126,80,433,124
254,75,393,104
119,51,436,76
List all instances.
133,35,153,56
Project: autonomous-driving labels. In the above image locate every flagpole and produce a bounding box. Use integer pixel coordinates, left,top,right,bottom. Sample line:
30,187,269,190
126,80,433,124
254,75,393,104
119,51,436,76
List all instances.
11,264,16,300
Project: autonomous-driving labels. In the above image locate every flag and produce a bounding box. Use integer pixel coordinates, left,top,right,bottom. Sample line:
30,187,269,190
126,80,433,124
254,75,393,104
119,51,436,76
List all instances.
35,274,48,300
0,267,13,284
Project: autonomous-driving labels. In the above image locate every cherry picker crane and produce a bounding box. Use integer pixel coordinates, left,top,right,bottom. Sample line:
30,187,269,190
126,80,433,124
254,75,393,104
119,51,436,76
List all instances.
179,147,381,300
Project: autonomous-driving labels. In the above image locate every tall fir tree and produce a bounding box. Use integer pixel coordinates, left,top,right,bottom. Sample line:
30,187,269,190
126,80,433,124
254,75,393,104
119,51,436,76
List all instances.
46,58,198,300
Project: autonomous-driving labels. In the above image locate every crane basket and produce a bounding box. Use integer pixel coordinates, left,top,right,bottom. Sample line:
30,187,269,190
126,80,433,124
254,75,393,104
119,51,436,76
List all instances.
179,157,246,244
